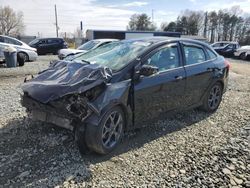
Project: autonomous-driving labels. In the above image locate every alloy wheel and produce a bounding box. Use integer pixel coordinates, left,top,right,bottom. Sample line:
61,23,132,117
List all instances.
208,85,222,110
102,111,123,149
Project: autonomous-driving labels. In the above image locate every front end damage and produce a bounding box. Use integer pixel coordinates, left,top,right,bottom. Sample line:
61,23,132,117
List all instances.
21,60,132,132
21,84,104,131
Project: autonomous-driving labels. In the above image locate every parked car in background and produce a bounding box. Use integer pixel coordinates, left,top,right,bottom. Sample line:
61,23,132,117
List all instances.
0,35,38,62
21,37,229,155
211,41,231,50
0,45,4,63
29,38,68,55
58,39,118,60
234,45,250,60
213,42,240,57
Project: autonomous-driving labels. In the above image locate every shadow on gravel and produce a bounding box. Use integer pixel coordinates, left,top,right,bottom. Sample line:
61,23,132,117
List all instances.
86,109,211,162
0,109,211,187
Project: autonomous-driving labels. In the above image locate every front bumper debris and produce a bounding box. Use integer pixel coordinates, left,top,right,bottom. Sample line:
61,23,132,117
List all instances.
29,109,73,130
21,94,93,130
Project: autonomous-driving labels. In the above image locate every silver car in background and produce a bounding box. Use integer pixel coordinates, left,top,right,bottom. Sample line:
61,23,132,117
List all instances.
234,45,250,60
58,39,118,60
0,35,38,62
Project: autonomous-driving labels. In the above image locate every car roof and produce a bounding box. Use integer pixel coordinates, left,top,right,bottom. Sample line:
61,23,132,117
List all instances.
121,37,212,48
36,37,64,40
213,41,238,44
93,39,119,42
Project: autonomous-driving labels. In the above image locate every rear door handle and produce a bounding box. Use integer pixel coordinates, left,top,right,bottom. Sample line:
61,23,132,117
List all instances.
175,76,183,80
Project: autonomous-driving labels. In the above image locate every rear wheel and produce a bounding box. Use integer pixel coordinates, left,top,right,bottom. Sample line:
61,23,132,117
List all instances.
201,83,223,112
84,106,125,154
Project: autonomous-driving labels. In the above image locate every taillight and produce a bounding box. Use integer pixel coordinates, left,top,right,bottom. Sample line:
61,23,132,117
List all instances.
224,60,230,69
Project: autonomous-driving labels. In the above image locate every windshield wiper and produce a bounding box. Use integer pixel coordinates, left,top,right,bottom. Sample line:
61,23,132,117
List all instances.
81,59,91,64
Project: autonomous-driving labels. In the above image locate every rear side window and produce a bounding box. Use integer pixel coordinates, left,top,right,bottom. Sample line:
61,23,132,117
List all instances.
4,37,22,45
183,45,206,65
206,48,217,60
48,39,59,44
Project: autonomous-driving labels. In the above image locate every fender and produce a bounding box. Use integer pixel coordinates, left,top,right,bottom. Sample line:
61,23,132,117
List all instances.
84,80,133,130
200,67,227,103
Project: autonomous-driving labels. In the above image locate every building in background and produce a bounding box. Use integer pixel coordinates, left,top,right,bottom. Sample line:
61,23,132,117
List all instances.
86,30,181,41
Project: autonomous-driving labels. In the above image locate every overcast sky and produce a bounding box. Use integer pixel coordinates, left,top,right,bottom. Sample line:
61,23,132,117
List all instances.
1,0,250,37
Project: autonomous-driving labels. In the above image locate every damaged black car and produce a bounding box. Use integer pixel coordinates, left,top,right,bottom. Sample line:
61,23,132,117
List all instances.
21,37,230,154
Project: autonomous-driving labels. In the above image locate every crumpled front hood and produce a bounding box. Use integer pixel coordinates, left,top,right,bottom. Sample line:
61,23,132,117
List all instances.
22,60,112,103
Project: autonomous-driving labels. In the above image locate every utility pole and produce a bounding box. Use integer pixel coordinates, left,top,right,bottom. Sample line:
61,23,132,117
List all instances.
152,9,154,23
54,4,59,37
80,21,83,38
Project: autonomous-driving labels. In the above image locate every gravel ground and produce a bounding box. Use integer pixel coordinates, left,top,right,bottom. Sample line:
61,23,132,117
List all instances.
0,56,249,187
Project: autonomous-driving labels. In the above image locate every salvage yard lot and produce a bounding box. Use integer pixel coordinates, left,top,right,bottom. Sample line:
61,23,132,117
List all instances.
0,56,249,187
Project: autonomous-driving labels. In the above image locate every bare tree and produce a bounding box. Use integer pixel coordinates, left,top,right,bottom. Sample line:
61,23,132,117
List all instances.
0,6,25,36
208,11,218,43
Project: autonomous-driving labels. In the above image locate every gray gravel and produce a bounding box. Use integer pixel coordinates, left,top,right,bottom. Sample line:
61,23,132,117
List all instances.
0,56,249,187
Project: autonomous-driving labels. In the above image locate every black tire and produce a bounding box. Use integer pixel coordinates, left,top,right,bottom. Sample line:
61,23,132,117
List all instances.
240,52,247,60
201,83,223,112
74,124,90,155
85,106,125,155
17,53,25,66
18,52,29,62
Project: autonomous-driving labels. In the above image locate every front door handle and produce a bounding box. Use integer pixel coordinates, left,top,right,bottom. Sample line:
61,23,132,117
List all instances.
175,76,183,80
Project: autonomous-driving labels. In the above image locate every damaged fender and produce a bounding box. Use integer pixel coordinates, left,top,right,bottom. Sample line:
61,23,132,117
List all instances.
85,80,133,130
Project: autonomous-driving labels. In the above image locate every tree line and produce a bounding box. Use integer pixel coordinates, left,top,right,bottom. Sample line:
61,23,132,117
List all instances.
128,6,250,45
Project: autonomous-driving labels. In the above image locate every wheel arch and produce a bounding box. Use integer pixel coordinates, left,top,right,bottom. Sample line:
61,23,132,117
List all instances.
215,80,224,91
85,101,131,131
18,51,29,61
200,79,224,104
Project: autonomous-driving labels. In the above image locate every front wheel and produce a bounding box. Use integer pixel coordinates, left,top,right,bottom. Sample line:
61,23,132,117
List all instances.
201,83,223,112
85,106,125,154
240,52,247,60
18,52,29,62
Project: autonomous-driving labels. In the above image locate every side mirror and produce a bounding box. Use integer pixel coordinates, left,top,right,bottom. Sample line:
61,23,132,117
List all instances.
139,65,158,76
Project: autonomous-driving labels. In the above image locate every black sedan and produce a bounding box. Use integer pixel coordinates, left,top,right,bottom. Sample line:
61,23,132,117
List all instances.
21,37,230,155
214,42,240,57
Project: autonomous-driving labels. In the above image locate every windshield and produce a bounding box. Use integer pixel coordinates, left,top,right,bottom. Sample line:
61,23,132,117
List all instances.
77,40,100,50
74,40,153,71
29,39,39,46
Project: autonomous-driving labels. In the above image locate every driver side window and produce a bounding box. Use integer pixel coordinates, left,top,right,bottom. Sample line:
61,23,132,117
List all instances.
146,43,180,72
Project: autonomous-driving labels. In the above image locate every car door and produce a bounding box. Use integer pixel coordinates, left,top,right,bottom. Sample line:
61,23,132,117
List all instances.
46,39,57,54
133,42,186,127
181,42,215,107
36,39,47,54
